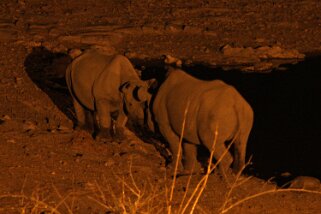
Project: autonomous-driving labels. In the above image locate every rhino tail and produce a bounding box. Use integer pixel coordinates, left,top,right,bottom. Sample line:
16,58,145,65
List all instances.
65,64,74,96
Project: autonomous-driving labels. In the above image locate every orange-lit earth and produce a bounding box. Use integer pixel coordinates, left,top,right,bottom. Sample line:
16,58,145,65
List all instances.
0,1,320,213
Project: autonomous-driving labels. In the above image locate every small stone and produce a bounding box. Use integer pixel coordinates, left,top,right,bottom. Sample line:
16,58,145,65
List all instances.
163,55,182,67
289,176,320,190
68,48,82,59
203,47,210,53
7,139,16,144
23,121,37,132
14,77,23,84
2,115,11,120
184,59,193,65
59,160,66,165
57,125,72,133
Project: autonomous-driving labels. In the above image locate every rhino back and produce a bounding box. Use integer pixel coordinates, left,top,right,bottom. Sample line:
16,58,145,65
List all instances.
92,55,139,103
154,69,249,144
153,69,221,143
71,51,115,110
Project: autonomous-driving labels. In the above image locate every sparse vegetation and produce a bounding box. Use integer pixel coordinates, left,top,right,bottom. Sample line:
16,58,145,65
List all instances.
1,0,321,213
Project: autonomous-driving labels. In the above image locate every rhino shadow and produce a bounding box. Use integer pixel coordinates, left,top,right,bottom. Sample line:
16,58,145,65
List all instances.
136,55,321,181
24,46,74,122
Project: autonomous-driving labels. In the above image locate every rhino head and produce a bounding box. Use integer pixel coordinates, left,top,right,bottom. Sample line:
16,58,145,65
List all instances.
120,79,155,132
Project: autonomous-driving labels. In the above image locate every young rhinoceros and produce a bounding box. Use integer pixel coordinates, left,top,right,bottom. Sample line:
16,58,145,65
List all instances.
65,49,147,141
124,68,254,176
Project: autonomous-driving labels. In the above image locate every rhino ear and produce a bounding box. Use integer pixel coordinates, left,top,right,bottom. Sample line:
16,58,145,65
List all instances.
120,81,130,92
146,78,158,90
136,86,150,102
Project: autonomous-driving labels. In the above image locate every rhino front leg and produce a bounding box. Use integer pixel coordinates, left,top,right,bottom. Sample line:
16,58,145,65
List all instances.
113,109,127,141
95,99,113,142
73,98,94,132
109,110,126,142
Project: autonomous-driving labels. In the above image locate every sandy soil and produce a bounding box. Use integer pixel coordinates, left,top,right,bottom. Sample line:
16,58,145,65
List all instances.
0,0,321,213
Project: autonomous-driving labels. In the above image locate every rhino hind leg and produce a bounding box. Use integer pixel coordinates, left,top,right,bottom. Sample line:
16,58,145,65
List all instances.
214,140,233,174
158,125,183,172
232,138,247,174
201,132,233,177
182,142,202,174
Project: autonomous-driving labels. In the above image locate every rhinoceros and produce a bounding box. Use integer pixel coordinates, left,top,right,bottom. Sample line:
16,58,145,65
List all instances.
122,68,254,175
65,49,148,141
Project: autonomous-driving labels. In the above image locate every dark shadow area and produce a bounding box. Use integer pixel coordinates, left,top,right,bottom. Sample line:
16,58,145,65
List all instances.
136,55,321,183
25,47,321,183
24,46,74,121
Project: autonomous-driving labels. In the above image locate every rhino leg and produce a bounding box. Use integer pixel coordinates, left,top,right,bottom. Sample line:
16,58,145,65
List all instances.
214,140,233,171
214,139,233,177
201,131,233,176
111,110,126,141
232,132,250,173
158,124,183,171
95,99,113,141
73,98,94,132
182,142,202,174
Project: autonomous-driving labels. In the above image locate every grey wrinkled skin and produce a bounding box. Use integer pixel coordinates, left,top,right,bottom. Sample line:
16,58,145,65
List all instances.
125,68,254,175
65,49,145,141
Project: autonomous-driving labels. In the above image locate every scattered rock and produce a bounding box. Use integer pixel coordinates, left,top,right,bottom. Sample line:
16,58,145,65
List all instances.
241,62,274,72
68,48,82,59
14,76,23,85
289,176,320,190
182,25,202,33
221,44,305,71
164,23,182,33
104,158,115,167
222,44,257,58
163,54,182,67
56,125,72,133
7,139,16,144
2,115,11,120
22,120,37,132
255,46,305,59
221,44,305,60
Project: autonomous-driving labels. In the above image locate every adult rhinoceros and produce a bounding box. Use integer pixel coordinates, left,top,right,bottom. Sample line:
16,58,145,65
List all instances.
122,68,253,175
65,49,148,141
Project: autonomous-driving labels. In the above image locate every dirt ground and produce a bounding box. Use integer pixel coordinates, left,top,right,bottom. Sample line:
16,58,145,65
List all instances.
0,0,321,213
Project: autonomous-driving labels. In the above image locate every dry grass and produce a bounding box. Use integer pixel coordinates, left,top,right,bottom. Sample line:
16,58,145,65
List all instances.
87,161,166,214
1,159,321,214
0,185,73,214
1,104,321,213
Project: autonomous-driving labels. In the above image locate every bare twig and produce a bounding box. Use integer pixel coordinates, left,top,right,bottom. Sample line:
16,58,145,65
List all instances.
168,100,190,214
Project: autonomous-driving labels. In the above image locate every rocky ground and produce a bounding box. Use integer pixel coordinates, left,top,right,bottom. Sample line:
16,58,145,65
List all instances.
0,0,321,213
